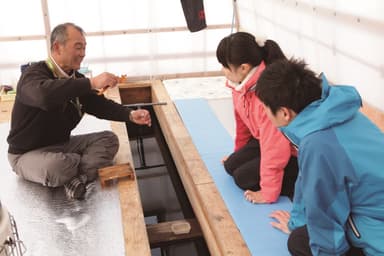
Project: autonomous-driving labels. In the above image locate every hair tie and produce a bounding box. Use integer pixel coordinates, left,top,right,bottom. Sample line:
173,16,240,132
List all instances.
255,36,267,47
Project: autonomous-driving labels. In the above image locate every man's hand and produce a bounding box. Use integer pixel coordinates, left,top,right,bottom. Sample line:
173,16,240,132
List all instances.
90,72,118,91
269,210,291,234
130,109,151,127
244,190,267,204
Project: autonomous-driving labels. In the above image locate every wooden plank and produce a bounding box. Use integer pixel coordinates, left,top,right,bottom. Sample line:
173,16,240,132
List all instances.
106,86,151,256
197,183,249,255
120,70,223,83
360,101,384,132
150,80,213,186
118,86,152,105
0,100,14,123
146,218,202,248
98,162,134,188
150,80,251,255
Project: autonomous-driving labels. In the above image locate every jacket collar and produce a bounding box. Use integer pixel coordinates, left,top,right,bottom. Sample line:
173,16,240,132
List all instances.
280,74,362,148
46,56,75,79
226,61,266,92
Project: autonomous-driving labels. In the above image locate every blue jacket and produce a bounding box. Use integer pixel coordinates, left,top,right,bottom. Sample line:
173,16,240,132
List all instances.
282,75,384,256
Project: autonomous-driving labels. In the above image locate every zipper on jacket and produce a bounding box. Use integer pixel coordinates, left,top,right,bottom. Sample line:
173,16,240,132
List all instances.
348,215,361,239
243,83,257,118
282,133,298,150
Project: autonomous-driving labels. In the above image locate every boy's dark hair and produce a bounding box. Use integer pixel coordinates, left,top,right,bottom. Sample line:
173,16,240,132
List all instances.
216,32,286,69
255,58,322,114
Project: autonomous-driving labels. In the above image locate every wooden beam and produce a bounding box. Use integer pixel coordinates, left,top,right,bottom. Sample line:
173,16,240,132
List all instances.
106,86,151,256
149,80,251,255
118,86,152,105
0,101,14,123
83,24,231,37
146,219,202,248
360,101,384,132
0,24,231,42
121,71,223,83
98,162,134,188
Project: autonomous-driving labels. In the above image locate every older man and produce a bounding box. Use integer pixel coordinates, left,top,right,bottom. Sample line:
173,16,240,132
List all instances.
7,23,151,200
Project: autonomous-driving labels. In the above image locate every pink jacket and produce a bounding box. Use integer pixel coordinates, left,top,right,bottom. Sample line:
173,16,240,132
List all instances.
226,62,296,203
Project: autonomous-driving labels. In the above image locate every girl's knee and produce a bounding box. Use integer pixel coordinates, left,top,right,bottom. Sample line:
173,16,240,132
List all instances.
233,171,251,190
223,160,235,176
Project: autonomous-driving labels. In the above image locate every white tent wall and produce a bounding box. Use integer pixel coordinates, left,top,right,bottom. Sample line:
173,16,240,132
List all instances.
237,0,384,111
0,0,234,85
2,0,383,111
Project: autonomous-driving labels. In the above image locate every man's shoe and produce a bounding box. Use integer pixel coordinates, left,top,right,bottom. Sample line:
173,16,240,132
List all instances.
64,176,87,200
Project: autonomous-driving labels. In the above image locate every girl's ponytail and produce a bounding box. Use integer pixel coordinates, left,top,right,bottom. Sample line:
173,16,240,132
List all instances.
216,32,286,68
261,39,287,65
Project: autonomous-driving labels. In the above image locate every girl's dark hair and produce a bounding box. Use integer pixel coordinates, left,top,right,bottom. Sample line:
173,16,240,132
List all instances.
255,58,322,114
216,32,286,69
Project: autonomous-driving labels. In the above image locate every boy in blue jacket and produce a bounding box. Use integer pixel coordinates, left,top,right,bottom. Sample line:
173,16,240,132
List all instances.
255,58,384,256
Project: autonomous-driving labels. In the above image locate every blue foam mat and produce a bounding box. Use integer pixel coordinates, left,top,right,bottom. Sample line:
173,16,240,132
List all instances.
175,98,291,255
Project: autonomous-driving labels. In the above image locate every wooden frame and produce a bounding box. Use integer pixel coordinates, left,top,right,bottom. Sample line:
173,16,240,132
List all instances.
111,80,251,255
106,85,151,256
360,101,384,132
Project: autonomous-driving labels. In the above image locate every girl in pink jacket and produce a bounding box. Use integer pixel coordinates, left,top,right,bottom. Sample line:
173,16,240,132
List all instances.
216,32,298,203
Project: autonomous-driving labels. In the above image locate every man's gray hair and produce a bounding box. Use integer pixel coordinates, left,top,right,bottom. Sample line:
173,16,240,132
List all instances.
50,22,85,51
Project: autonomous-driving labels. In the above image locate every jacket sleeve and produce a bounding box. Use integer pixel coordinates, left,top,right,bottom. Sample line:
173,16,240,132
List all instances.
257,103,292,203
234,108,252,151
298,133,351,256
228,82,252,151
81,93,132,122
17,64,91,111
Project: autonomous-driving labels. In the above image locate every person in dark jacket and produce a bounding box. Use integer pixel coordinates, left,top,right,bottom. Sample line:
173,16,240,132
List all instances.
7,22,151,200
